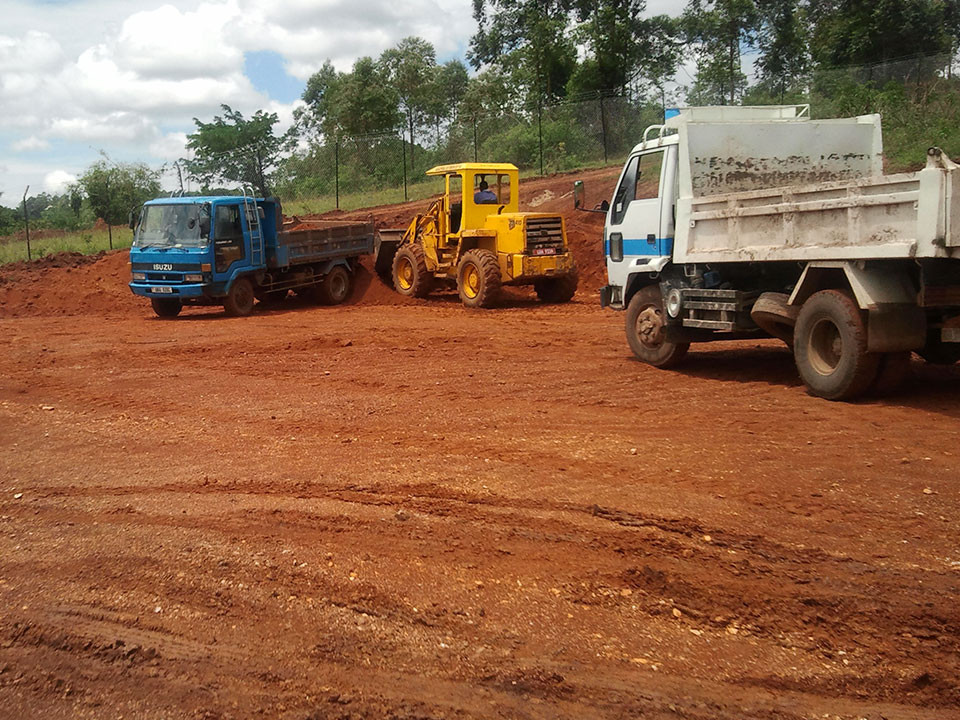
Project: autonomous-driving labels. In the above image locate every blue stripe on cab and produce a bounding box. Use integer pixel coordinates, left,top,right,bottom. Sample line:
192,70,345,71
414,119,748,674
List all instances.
605,238,674,257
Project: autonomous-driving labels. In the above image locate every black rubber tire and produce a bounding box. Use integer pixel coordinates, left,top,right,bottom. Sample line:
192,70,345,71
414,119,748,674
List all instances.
751,292,799,347
223,277,255,317
457,249,501,308
534,269,578,303
625,285,689,368
318,266,352,305
151,298,182,318
870,351,912,397
392,245,433,298
917,330,960,365
793,289,880,401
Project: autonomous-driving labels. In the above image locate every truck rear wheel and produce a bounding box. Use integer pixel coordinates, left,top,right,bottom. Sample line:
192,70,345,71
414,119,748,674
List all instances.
457,249,501,308
534,269,578,303
625,286,689,368
151,298,182,318
319,266,352,305
392,245,433,298
793,290,879,400
224,277,255,317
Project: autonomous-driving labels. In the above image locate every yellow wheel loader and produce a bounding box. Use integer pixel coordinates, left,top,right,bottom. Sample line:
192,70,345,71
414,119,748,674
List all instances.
374,163,578,308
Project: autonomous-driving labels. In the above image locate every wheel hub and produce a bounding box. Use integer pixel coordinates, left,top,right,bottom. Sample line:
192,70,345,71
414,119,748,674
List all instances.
808,317,843,375
636,305,665,348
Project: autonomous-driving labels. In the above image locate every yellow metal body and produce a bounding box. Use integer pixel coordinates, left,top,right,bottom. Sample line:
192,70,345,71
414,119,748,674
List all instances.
400,162,575,285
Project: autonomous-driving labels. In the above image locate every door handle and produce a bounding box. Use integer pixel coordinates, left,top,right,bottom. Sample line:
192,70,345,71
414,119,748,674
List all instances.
647,233,657,245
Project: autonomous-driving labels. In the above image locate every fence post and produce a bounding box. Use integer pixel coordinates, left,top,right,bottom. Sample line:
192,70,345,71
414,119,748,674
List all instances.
599,95,609,165
335,137,340,210
537,99,544,176
401,135,408,202
473,116,478,162
105,176,113,250
22,186,31,261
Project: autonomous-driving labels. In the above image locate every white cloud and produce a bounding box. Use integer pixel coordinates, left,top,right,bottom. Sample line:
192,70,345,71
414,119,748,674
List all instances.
11,136,51,152
44,170,78,194
149,131,189,160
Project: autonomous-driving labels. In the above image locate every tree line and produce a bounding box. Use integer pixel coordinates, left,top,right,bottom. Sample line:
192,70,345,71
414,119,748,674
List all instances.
4,0,960,232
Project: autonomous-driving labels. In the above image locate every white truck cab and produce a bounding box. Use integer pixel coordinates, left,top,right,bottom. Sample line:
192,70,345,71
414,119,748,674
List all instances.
588,105,960,400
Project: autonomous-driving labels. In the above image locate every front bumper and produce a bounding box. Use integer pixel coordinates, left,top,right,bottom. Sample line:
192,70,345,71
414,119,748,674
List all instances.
130,282,208,300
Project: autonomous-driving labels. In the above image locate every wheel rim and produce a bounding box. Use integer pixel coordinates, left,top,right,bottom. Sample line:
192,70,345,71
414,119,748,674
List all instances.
330,271,347,300
807,317,843,375
636,304,665,348
396,257,414,290
462,263,480,299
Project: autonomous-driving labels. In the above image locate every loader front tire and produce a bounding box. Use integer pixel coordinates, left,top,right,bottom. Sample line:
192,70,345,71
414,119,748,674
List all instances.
392,245,433,298
534,269,578,303
458,249,501,308
625,285,688,368
793,290,879,401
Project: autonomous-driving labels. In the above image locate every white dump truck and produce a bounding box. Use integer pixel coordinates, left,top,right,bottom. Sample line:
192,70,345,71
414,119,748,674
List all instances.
579,105,960,400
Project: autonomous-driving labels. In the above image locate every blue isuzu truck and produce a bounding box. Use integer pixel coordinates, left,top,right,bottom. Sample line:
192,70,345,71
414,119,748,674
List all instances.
129,194,373,318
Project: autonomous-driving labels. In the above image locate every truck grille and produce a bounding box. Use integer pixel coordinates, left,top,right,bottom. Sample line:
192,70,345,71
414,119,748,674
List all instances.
526,216,564,253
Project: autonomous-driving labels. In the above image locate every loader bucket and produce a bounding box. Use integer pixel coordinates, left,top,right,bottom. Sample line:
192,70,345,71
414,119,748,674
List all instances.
374,230,403,285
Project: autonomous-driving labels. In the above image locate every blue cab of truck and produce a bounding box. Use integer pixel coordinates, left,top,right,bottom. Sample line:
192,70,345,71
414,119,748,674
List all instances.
129,194,374,318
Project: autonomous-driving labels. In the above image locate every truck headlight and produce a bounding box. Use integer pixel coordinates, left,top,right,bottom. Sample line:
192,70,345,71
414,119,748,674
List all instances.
184,274,203,282
132,272,146,281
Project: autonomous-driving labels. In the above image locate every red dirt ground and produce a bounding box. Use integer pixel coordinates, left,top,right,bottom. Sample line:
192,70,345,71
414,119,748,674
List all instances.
1,169,959,719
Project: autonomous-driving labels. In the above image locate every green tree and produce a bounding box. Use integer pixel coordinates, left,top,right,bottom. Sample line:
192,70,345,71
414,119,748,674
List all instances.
755,0,809,100
809,0,954,68
79,158,161,246
380,37,438,169
298,58,401,140
683,0,760,105
424,60,470,144
469,0,578,100
184,105,282,197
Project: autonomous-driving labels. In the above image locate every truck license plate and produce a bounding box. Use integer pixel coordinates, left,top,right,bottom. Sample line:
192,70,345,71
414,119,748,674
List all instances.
151,287,174,294
532,247,557,256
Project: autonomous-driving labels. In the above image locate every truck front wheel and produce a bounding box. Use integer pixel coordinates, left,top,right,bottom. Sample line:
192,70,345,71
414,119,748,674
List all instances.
793,290,879,400
224,277,255,317
625,286,689,368
151,298,182,318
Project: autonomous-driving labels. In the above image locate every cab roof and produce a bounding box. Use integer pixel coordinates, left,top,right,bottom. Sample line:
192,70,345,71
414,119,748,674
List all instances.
426,162,518,176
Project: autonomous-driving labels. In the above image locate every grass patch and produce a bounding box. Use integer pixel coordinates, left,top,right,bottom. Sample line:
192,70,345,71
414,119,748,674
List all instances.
0,227,131,265
282,179,443,216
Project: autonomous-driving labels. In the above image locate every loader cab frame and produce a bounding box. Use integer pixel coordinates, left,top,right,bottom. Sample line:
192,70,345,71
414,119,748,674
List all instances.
430,163,519,241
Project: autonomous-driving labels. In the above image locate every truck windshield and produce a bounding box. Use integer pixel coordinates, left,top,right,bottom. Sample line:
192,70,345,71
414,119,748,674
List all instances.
134,203,211,248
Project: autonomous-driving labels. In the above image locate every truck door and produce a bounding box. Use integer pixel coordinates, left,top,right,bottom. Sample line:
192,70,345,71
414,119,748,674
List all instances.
213,203,247,276
605,146,676,284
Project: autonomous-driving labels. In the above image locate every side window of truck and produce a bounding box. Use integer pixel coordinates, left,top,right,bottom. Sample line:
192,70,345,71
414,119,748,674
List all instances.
636,151,663,200
612,155,640,225
214,204,245,272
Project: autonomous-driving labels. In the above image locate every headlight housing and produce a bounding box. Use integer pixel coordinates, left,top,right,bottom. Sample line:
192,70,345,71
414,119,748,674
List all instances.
132,272,146,281
184,274,203,282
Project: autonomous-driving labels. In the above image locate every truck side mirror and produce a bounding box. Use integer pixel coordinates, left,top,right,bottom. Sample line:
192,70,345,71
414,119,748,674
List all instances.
574,180,585,209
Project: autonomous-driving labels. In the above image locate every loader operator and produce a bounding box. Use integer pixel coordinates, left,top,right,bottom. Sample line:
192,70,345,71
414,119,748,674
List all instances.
474,178,497,204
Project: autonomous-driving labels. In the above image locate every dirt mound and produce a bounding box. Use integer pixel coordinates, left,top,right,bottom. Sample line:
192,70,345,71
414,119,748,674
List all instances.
0,250,136,318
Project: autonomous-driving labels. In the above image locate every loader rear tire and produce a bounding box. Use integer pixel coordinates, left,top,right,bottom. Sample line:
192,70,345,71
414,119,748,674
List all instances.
793,290,879,401
392,245,433,298
151,298,182,318
318,266,351,305
534,269,578,303
224,277,255,317
458,249,501,308
625,285,689,368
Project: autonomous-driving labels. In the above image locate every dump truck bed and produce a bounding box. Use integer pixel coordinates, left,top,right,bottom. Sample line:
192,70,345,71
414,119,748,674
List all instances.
268,219,375,268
